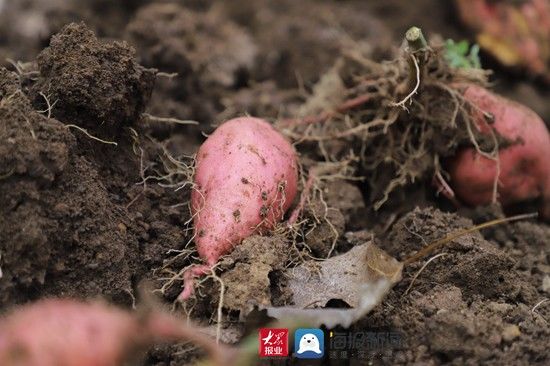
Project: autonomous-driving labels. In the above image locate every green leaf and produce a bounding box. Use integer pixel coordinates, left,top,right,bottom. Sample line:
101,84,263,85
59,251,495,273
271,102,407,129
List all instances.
455,40,469,55
444,39,482,69
469,44,481,68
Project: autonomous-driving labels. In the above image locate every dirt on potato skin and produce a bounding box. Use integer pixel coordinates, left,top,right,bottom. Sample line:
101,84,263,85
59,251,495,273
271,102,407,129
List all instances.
0,1,549,366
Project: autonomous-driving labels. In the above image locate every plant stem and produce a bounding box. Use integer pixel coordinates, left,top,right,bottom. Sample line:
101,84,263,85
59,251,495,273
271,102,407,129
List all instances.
405,26,428,53
403,212,538,265
402,26,428,99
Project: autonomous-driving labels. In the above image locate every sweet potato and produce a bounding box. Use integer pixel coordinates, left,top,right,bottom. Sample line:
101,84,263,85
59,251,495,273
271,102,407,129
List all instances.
447,84,550,220
0,299,190,366
455,0,550,81
179,117,298,299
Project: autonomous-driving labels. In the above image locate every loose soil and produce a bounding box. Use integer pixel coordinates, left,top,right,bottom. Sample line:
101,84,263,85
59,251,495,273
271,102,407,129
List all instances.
0,1,548,365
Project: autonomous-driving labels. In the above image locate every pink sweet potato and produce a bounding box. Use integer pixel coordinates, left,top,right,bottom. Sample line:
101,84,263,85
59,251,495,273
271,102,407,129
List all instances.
179,117,298,299
455,0,550,81
447,84,550,220
0,299,190,366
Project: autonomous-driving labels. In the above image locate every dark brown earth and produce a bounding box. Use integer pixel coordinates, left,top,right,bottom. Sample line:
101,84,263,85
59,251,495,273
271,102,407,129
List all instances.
0,1,548,366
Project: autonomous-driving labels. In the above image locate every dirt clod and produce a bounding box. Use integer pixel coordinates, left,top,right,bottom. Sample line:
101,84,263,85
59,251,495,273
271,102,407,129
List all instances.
0,75,142,307
217,234,292,315
32,22,155,134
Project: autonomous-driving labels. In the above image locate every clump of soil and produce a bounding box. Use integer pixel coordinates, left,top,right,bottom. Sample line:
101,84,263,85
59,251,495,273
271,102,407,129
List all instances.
31,22,155,134
356,206,549,364
0,67,139,306
219,234,293,314
382,207,534,301
0,23,186,310
0,68,72,305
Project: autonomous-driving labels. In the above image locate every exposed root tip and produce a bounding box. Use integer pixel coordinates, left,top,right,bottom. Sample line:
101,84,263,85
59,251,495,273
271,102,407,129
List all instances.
177,265,211,301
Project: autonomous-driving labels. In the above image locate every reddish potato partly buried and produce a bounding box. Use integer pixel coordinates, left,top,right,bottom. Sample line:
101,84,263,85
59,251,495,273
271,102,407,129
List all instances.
179,117,298,300
0,299,189,366
447,84,550,220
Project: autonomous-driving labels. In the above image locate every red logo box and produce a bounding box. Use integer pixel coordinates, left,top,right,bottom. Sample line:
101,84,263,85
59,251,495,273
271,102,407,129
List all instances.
258,328,289,357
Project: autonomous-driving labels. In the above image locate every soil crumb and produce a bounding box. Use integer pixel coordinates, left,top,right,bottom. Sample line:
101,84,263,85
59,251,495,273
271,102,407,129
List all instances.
32,22,155,134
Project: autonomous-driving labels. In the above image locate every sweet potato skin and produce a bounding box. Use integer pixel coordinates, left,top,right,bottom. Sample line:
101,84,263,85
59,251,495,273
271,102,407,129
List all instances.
0,300,140,366
447,84,550,220
0,299,198,366
191,117,298,264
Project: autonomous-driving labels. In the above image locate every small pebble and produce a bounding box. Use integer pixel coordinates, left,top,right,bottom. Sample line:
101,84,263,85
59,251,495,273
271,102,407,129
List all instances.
502,324,521,342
